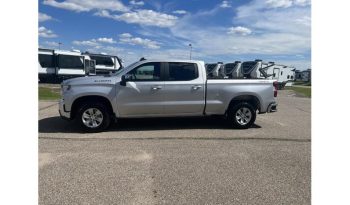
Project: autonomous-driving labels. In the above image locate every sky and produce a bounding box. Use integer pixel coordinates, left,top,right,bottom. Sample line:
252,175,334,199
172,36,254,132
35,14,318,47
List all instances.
39,0,311,69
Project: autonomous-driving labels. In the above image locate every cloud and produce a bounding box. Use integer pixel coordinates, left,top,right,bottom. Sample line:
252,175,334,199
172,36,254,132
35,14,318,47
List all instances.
39,27,58,38
220,1,231,8
43,41,60,48
119,33,160,49
95,9,177,27
173,10,187,15
157,0,311,68
265,0,311,9
43,0,129,12
39,12,53,22
72,40,100,47
130,0,144,6
72,37,116,47
96,37,116,44
227,26,252,35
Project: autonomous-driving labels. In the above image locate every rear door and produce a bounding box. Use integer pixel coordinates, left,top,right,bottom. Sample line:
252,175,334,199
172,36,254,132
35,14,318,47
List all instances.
162,62,205,116
116,62,165,117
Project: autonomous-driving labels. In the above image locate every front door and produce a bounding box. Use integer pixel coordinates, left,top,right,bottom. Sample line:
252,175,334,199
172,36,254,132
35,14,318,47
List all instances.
116,62,164,117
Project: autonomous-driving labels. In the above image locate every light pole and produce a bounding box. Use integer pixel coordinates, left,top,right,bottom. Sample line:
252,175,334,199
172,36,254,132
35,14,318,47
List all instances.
58,42,62,50
189,43,192,60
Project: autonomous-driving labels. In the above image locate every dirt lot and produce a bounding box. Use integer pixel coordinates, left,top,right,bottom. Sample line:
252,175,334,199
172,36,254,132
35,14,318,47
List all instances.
39,90,311,204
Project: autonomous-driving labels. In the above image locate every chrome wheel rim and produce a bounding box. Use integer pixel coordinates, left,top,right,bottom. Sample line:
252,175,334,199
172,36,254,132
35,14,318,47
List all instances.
82,108,103,128
235,107,252,126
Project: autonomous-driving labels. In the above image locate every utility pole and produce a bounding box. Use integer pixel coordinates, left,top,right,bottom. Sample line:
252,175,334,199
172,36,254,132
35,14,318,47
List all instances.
189,43,192,60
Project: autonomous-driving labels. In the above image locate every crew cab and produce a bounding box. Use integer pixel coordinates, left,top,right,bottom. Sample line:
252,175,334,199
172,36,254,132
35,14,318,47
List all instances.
59,59,278,132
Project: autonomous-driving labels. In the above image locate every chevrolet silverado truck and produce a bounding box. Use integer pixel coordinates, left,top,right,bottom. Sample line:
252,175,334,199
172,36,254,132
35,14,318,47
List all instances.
59,59,278,132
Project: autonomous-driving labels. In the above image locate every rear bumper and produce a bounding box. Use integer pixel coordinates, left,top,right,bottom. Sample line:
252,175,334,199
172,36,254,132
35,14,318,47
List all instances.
59,99,71,120
267,102,278,113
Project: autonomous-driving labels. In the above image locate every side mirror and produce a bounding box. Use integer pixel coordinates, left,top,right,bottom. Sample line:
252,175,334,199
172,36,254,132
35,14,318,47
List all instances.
120,74,132,86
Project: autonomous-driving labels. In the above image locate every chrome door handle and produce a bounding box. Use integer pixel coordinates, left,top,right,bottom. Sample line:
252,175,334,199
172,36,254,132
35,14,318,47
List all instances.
192,85,202,90
151,86,162,90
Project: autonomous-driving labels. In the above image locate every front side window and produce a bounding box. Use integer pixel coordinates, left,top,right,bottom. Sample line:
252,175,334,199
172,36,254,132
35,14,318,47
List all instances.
168,62,198,81
128,62,161,81
39,54,55,67
59,55,84,69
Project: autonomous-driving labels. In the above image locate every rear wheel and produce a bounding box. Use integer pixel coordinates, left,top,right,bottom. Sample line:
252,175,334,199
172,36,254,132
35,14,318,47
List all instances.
76,102,111,132
228,102,256,129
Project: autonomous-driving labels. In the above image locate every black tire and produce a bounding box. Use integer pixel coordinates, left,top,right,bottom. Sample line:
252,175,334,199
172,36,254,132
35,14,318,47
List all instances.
76,102,111,132
227,102,256,129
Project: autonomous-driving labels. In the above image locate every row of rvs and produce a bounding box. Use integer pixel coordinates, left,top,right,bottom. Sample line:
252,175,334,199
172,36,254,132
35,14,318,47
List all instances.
38,48,123,83
205,60,296,89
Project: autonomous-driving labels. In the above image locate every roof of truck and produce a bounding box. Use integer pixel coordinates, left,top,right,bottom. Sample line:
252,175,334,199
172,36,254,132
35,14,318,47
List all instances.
141,59,204,64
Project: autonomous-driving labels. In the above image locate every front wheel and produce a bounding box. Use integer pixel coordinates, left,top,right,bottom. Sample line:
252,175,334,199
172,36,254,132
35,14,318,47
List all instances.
76,102,111,132
228,102,256,129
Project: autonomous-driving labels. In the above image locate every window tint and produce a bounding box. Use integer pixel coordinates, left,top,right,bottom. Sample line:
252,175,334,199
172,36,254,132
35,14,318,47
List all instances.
291,75,294,79
168,62,198,81
287,75,290,79
89,55,114,66
59,55,84,69
128,62,161,81
281,71,283,75
39,54,55,67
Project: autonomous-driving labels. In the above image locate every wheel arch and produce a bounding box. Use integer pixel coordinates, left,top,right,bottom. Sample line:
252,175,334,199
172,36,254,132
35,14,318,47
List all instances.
71,95,114,119
226,95,261,114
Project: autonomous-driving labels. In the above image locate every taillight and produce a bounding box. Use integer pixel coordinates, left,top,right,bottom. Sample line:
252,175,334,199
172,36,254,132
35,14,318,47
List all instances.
273,81,278,97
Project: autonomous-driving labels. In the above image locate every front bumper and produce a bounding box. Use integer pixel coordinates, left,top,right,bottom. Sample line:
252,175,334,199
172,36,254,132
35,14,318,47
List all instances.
267,102,278,113
59,99,71,120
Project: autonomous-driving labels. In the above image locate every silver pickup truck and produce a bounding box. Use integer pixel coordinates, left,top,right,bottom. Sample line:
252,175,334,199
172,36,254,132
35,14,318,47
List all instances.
59,59,278,132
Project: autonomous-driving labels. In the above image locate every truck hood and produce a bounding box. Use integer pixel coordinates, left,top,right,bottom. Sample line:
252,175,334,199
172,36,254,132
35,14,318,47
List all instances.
62,75,121,86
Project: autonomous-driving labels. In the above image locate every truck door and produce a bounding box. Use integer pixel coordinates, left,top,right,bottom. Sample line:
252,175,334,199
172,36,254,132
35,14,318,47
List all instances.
161,62,205,116
116,62,165,117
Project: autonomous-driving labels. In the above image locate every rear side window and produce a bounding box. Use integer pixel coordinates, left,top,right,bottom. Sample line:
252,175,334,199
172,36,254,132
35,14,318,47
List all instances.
59,55,84,69
39,54,55,67
168,62,198,81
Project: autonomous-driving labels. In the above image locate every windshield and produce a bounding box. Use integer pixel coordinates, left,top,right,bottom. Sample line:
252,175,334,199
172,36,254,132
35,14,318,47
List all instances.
112,61,139,76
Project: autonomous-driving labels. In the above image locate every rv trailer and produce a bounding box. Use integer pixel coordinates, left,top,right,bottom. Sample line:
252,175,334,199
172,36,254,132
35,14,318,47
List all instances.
205,62,225,78
82,52,123,74
239,60,274,79
38,48,96,83
223,61,242,79
265,64,295,89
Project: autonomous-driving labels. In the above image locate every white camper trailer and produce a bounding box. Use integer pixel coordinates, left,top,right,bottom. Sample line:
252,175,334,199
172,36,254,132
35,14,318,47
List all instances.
265,64,295,89
38,48,96,83
240,60,274,79
223,61,242,79
205,62,225,78
82,52,123,74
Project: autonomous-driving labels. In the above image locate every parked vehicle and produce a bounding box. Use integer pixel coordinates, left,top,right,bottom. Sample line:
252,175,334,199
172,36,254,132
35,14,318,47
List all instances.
59,59,278,132
265,64,296,89
38,48,123,83
82,52,123,74
205,62,225,78
223,61,242,79
38,48,96,83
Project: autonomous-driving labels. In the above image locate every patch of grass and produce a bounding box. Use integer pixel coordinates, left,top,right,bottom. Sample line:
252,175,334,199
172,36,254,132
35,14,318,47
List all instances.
286,86,311,98
39,87,61,100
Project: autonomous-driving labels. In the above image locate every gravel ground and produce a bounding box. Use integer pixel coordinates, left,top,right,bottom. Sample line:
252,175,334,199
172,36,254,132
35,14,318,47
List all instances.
39,90,311,205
